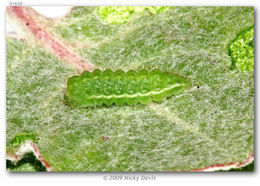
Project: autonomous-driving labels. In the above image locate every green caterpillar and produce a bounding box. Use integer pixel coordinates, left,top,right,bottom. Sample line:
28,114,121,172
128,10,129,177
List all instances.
64,69,191,107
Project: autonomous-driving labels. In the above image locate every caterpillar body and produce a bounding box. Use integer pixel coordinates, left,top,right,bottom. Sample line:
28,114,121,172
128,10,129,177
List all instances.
64,69,191,107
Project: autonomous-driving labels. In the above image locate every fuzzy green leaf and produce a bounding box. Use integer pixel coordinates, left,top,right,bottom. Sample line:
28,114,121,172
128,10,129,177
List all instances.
7,6,254,171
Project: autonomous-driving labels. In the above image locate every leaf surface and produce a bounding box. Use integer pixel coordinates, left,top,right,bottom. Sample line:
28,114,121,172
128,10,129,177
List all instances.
6,6,254,171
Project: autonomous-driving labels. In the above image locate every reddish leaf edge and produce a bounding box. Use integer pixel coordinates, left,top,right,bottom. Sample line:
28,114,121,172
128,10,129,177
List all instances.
6,140,253,172
183,154,254,172
6,140,53,172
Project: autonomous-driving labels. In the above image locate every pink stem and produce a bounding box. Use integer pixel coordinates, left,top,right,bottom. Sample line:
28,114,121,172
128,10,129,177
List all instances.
7,6,94,72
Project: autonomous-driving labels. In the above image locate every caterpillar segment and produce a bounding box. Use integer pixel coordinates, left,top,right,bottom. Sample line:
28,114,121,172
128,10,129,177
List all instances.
65,69,191,107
